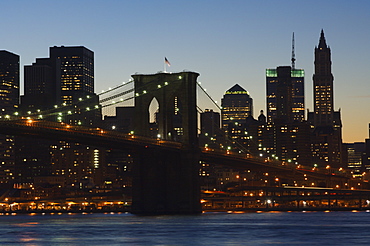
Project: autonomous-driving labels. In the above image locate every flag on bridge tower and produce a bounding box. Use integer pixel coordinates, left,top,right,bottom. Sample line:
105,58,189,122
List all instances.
164,57,171,72
165,57,171,66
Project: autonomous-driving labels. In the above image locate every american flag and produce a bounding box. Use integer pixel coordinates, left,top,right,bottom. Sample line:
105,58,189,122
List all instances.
165,57,171,66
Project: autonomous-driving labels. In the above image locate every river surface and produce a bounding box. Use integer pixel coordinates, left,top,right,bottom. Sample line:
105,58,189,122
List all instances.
0,211,370,245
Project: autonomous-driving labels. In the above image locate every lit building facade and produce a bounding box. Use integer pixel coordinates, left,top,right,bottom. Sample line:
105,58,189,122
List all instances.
221,84,257,153
221,84,253,131
308,30,343,168
266,67,305,123
264,60,310,166
21,46,101,126
343,142,365,177
0,50,19,183
50,141,106,187
49,46,94,105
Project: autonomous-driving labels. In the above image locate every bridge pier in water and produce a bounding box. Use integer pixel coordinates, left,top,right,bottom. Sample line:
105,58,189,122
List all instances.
131,72,201,214
131,146,201,214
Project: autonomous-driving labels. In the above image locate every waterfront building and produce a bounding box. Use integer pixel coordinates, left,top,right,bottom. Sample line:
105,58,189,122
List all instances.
308,30,343,168
0,50,19,183
50,141,107,187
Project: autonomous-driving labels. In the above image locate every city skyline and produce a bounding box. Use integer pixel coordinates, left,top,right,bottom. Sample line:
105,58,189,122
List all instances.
1,0,370,142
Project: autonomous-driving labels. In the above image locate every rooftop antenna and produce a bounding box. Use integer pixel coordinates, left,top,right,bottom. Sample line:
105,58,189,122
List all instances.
291,32,296,70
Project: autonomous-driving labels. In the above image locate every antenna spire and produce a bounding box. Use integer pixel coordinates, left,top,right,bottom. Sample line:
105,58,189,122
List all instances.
291,32,296,70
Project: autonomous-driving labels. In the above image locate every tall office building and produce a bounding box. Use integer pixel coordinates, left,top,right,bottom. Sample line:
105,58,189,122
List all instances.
363,124,370,172
0,51,19,114
308,30,342,167
266,67,305,123
199,109,222,149
22,58,60,111
22,46,101,126
263,36,311,166
312,30,334,127
221,84,253,130
17,46,103,186
264,66,311,165
49,46,94,105
0,50,19,183
221,84,259,154
201,109,220,136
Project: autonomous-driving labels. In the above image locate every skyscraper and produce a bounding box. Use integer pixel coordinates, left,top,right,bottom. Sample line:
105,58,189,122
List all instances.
266,67,305,123
22,57,60,111
313,30,334,126
49,46,94,105
221,84,253,130
22,46,101,126
308,30,342,167
263,35,311,166
17,46,103,186
221,84,258,153
0,50,19,183
0,51,19,115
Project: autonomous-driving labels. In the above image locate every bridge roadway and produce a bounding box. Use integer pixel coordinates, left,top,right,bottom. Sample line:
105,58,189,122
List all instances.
0,119,350,182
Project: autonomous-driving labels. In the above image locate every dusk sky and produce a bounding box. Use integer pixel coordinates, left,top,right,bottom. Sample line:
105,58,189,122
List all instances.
2,0,370,143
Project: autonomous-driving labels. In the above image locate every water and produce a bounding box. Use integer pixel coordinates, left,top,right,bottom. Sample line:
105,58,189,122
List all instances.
1,211,370,245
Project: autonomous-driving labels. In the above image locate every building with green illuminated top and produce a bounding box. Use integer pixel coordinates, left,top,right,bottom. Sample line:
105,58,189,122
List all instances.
266,67,305,123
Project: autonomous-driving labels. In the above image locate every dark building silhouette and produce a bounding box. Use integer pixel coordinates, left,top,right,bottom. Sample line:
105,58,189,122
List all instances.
0,50,19,184
200,109,220,136
362,124,370,173
199,109,222,149
104,107,135,133
21,46,101,126
308,30,343,168
22,58,60,111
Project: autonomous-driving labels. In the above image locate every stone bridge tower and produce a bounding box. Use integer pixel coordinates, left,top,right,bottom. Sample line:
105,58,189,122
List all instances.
131,71,201,214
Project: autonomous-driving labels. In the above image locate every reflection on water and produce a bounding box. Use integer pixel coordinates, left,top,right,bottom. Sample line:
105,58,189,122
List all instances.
1,211,370,245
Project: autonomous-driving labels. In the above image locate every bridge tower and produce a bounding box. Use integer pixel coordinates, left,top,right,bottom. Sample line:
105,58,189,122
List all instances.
131,71,201,214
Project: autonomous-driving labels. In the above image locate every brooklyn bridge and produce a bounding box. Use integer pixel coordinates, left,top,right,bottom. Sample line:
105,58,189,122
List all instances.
0,71,365,214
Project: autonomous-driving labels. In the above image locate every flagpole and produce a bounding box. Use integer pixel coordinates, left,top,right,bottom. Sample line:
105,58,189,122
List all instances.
164,57,170,73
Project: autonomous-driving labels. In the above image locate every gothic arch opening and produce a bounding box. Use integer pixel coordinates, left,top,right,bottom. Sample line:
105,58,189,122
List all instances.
148,97,159,124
